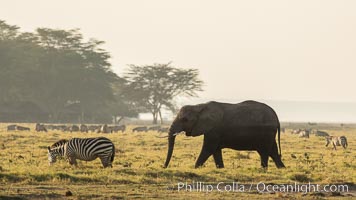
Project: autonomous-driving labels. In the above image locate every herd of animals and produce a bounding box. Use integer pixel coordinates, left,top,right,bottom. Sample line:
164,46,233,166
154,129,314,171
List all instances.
5,123,168,168
290,128,348,150
5,123,169,134
3,101,352,169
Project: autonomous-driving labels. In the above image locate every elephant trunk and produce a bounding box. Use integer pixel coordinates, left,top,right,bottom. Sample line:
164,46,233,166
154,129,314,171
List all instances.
163,125,178,168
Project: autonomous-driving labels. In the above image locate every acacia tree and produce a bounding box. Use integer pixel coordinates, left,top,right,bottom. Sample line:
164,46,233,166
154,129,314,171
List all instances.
31,28,118,122
0,20,130,123
123,63,204,124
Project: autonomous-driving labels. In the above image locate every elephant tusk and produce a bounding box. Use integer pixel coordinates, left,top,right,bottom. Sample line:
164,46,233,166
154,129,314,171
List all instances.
155,132,184,138
172,132,184,136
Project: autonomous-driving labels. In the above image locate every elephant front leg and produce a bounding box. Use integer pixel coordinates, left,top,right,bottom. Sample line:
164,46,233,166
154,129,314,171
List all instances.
195,144,215,168
195,134,221,168
213,149,224,168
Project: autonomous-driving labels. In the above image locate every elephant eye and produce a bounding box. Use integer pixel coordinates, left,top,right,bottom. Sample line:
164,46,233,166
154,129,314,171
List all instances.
181,117,188,122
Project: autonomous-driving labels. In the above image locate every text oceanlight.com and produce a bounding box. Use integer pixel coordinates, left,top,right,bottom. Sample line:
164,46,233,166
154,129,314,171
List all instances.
177,182,349,194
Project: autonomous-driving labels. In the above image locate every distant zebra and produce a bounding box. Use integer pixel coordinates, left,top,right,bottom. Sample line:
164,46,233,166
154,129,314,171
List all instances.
98,124,111,133
291,129,301,134
299,130,310,138
325,136,348,150
47,137,115,168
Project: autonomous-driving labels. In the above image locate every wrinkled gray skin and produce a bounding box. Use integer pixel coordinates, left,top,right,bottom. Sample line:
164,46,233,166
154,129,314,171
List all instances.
164,100,285,169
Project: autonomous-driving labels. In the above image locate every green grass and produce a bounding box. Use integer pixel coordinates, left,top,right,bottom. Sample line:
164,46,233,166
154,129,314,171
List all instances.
0,124,355,199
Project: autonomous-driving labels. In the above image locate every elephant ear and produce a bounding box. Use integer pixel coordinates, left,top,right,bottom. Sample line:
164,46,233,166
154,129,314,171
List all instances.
191,103,224,136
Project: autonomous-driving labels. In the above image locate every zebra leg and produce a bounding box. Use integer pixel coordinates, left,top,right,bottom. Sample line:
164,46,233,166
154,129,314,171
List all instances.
343,138,348,149
99,156,111,168
68,157,78,167
333,142,337,150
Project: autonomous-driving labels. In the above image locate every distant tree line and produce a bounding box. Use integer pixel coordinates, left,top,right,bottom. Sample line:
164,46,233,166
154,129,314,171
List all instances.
0,20,203,124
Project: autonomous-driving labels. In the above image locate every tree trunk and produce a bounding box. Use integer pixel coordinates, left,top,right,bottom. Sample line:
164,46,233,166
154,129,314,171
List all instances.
158,109,163,124
152,112,158,124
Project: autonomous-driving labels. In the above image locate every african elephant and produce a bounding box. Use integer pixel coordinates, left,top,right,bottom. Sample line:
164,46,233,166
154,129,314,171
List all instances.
164,100,285,169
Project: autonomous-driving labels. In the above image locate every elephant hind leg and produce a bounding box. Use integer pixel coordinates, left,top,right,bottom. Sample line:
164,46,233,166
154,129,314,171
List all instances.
213,149,224,168
269,142,285,168
257,150,269,168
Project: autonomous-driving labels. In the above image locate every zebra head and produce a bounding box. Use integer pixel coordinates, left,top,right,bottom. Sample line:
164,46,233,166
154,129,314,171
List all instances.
47,146,58,165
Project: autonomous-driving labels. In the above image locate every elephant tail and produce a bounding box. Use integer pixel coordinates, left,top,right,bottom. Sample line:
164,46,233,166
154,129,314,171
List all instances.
278,125,282,158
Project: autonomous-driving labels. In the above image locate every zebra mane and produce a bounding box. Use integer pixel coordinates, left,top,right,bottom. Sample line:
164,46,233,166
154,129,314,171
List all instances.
50,139,68,149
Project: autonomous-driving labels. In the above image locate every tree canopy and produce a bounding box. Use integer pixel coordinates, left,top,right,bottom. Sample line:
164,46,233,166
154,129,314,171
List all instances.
0,20,137,123
0,20,203,124
123,63,204,124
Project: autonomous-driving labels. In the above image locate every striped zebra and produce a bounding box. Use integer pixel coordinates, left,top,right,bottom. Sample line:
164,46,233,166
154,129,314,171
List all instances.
50,139,68,149
325,136,348,150
299,130,310,138
47,137,115,168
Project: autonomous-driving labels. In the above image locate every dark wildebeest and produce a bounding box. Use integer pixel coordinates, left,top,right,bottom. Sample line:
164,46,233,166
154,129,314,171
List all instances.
132,126,148,132
314,130,329,137
88,125,101,132
70,125,80,132
35,123,47,132
148,126,161,131
16,125,30,131
158,127,169,133
80,124,89,133
7,125,17,131
111,125,126,133
44,125,55,130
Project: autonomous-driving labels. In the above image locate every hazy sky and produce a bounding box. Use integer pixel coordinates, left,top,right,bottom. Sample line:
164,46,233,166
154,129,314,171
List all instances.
1,0,356,103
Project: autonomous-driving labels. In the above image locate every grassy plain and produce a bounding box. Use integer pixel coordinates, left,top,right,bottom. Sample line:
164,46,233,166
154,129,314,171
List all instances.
0,123,355,199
